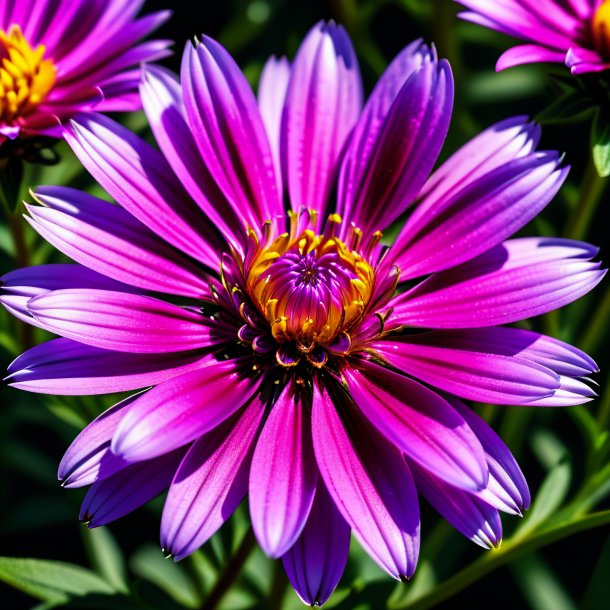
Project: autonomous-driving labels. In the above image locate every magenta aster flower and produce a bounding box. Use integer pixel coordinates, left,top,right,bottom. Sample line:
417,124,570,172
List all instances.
2,22,604,606
0,0,170,146
456,0,610,74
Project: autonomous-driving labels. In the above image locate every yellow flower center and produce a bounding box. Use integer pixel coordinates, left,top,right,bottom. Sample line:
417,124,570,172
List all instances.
0,25,56,124
592,0,610,58
245,211,377,350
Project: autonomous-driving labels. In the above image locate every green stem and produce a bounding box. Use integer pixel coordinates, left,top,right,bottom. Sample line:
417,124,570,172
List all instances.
578,284,610,355
390,511,610,610
201,526,256,610
563,157,606,241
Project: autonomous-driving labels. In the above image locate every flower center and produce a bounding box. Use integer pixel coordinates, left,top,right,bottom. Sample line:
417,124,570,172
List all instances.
246,211,377,351
592,0,610,58
0,25,56,124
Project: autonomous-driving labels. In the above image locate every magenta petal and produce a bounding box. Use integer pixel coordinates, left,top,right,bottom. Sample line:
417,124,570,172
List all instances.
391,238,605,328
282,482,350,606
58,393,139,488
111,358,261,462
27,289,215,353
249,381,318,558
374,333,560,405
409,460,502,549
63,113,222,268
160,395,265,560
312,381,420,580
337,44,453,233
27,186,212,298
81,447,186,527
181,37,282,229
450,398,530,514
496,44,567,70
6,338,213,395
344,361,488,491
281,21,362,219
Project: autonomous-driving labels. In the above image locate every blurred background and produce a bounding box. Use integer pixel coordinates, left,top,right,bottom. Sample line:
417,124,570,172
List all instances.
1,0,609,608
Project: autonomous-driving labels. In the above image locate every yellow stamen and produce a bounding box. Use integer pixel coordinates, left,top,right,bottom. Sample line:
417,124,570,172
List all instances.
593,0,610,59
0,25,56,123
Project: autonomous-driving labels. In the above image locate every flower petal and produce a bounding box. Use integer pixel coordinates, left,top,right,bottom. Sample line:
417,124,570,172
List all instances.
161,395,265,560
282,482,350,607
27,289,216,353
250,381,318,557
81,447,186,527
111,358,261,462
343,360,488,491
391,238,605,328
6,338,213,395
496,44,567,70
312,381,420,579
281,21,362,219
181,37,282,229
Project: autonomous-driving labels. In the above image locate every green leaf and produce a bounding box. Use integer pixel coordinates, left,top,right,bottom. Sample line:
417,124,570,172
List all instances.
591,109,610,177
82,527,129,594
130,544,202,608
535,90,595,125
0,557,115,603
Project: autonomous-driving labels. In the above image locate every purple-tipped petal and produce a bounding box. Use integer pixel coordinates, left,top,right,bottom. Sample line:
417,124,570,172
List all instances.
0,264,137,327
282,482,350,607
450,398,530,513
258,55,291,190
27,289,216,353
337,43,453,233
409,460,502,549
312,381,420,580
344,360,488,491
63,113,223,268
281,21,362,219
391,238,605,328
181,37,282,230
81,447,186,527
6,338,213,395
140,65,250,250
161,395,265,560
58,393,140,488
392,152,568,280
27,186,212,298
525,376,598,406
249,381,318,558
111,358,261,462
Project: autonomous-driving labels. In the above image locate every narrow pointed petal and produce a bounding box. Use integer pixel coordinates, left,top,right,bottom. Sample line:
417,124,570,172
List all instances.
344,360,488,491
0,264,137,326
312,381,420,580
63,113,222,268
282,482,350,607
111,358,261,462
496,44,567,71
27,289,216,353
161,395,265,560
392,152,568,279
450,398,530,513
27,186,212,298
58,393,140,488
81,448,186,527
258,55,291,189
391,238,605,328
525,376,598,406
409,460,502,549
6,338,213,395
337,44,453,233
181,37,282,229
140,65,250,249
374,332,560,405
281,21,362,219
250,381,318,558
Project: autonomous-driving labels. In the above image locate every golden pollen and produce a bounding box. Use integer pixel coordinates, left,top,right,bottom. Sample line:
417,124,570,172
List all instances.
245,212,377,349
0,25,56,124
592,0,610,59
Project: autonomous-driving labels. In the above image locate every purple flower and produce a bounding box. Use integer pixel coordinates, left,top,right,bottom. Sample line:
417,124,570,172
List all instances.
2,21,605,606
455,0,610,74
0,0,171,145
